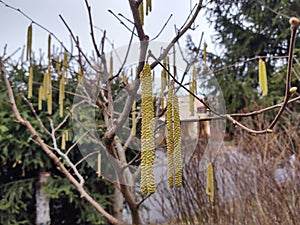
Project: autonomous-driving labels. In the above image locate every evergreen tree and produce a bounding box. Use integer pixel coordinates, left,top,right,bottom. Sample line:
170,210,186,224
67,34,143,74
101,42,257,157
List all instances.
205,0,300,113
0,60,112,224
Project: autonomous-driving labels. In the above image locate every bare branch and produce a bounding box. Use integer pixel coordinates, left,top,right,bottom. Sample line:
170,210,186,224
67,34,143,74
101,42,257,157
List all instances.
59,15,99,72
151,14,173,41
49,119,85,186
108,9,138,37
268,19,299,129
150,0,204,69
84,0,101,58
21,94,51,136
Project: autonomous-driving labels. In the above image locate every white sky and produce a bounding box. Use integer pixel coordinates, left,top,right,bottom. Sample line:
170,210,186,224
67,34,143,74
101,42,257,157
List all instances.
0,0,216,58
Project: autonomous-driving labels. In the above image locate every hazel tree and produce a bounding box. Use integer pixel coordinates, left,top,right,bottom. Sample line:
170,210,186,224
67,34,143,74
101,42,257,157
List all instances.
1,0,300,224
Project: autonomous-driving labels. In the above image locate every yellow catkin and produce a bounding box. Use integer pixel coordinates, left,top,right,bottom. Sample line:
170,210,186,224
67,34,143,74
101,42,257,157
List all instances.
59,101,64,118
48,71,52,95
167,56,170,80
26,24,32,61
63,51,68,83
167,82,174,188
59,75,65,118
140,63,156,194
138,1,144,26
204,42,207,67
122,70,127,84
61,133,66,150
97,152,101,177
258,58,268,96
173,93,182,187
163,57,168,85
146,0,149,15
192,65,197,94
65,130,69,141
149,0,152,12
56,55,60,74
28,66,33,99
206,162,214,202
43,73,48,100
109,54,113,78
78,69,83,83
189,83,194,116
48,34,51,62
47,93,52,115
132,100,136,136
38,86,43,110
161,69,167,109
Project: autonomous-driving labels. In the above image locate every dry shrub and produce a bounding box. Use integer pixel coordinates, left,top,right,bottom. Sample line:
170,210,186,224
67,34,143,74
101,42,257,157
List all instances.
153,113,300,224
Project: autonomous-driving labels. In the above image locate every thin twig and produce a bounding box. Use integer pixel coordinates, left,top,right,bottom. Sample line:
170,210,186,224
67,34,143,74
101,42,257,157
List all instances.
150,0,204,69
21,94,51,136
268,19,299,129
85,0,101,58
49,119,85,186
108,9,138,37
151,14,173,41
211,55,293,75
59,15,99,72
110,26,136,80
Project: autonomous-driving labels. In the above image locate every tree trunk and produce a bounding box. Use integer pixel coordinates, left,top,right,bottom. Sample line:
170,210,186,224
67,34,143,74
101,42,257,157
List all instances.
36,171,51,225
114,187,123,221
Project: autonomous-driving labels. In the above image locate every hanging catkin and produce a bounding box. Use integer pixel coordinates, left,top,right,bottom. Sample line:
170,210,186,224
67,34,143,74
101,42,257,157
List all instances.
167,82,174,188
189,83,194,116
26,24,32,61
47,34,51,64
204,42,207,68
63,51,68,84
148,0,152,12
59,74,65,118
42,73,47,101
38,86,43,110
28,66,33,99
173,93,182,187
138,1,144,26
122,70,127,84
140,63,156,194
132,100,137,136
146,0,149,15
161,69,167,109
61,133,66,150
109,54,113,78
56,55,60,74
189,66,197,116
206,162,214,202
258,58,268,96
78,69,83,83
192,65,197,95
65,130,69,141
97,152,101,178
47,93,52,115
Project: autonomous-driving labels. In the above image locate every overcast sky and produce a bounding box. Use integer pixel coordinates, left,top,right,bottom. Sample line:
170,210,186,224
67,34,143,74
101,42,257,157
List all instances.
0,0,215,59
